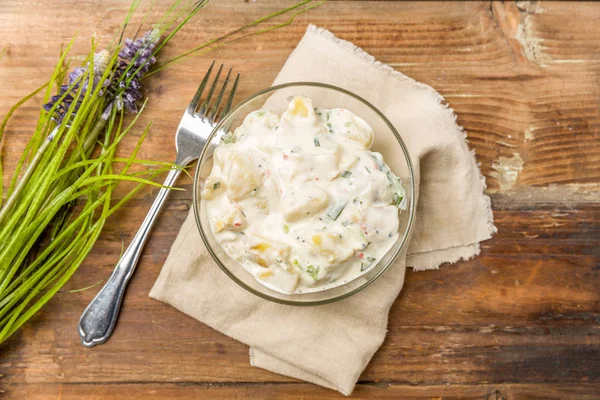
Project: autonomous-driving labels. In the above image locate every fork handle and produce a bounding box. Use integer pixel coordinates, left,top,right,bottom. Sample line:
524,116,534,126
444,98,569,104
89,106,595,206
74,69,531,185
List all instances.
78,164,183,347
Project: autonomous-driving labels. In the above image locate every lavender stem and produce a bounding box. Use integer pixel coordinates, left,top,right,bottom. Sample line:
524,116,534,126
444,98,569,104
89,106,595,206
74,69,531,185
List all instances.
0,126,58,225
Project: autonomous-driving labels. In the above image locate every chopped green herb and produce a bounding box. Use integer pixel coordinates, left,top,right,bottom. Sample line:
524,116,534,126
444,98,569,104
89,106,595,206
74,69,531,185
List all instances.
327,122,333,132
364,166,371,174
256,110,266,117
386,171,406,209
361,257,376,272
342,221,351,227
283,224,289,233
345,122,352,127
341,170,352,178
371,152,406,209
327,199,347,220
221,132,234,144
212,181,221,190
306,265,319,280
370,152,385,171
393,193,404,207
293,259,319,280
313,137,320,147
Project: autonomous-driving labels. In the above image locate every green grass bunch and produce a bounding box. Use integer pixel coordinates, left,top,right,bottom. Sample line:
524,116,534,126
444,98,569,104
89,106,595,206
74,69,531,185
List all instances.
0,0,323,345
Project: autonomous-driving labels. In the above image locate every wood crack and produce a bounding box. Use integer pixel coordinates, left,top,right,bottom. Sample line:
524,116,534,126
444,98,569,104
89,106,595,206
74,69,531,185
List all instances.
515,1,550,66
487,1,548,69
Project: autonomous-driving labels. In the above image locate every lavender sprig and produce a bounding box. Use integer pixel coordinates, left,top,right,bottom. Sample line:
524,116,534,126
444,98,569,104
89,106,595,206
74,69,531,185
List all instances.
44,28,160,123
1,31,159,225
111,29,160,114
43,50,111,125
0,0,325,346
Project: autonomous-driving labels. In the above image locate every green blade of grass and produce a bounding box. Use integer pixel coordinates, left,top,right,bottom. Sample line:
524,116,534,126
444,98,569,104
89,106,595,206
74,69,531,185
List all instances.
69,279,104,293
0,0,321,345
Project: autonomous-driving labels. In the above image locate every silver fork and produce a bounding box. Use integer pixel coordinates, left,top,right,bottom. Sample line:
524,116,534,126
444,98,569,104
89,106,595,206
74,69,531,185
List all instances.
78,61,240,347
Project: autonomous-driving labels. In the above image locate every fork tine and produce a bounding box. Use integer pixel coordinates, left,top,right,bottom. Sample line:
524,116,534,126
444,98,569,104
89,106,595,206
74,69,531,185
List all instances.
198,63,223,117
208,68,231,120
219,72,240,119
187,60,214,114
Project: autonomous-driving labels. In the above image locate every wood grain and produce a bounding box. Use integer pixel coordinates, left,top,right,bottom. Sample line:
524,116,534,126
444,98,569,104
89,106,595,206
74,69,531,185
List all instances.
4,383,600,400
1,0,599,399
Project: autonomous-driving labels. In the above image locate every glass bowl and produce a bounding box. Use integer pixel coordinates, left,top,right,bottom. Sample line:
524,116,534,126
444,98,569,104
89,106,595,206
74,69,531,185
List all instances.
193,82,416,306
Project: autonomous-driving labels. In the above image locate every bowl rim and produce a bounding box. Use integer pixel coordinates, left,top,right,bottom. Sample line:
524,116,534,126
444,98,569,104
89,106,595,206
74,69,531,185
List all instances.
193,81,416,306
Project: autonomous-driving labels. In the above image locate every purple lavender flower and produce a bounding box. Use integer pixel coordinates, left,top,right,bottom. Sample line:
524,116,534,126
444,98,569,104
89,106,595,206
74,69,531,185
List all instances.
44,28,160,123
111,29,160,113
43,51,110,124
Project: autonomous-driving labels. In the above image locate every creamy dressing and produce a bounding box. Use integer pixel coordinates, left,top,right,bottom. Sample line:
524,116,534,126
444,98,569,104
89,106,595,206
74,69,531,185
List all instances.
201,96,406,294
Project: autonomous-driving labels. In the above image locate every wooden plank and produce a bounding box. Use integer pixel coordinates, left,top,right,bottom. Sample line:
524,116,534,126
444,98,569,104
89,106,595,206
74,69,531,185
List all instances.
3,383,600,400
1,0,600,398
0,201,597,386
1,1,600,193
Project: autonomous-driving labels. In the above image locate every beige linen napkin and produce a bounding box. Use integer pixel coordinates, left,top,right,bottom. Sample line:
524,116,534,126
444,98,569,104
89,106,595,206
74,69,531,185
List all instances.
150,25,496,395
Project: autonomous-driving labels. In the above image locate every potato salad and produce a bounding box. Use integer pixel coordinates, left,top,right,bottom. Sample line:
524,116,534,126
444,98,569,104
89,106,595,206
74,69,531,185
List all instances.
201,96,406,294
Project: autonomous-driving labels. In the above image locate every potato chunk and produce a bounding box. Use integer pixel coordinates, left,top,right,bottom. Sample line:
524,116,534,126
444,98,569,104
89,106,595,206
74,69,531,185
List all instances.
344,121,374,149
214,207,246,233
290,97,309,117
201,176,226,200
213,145,236,168
330,109,374,149
280,186,328,222
310,232,354,264
247,235,291,268
226,154,262,201
281,96,317,124
256,265,299,293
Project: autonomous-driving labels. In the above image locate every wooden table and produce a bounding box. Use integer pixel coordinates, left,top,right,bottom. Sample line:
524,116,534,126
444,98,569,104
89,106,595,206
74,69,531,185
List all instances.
1,1,599,398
